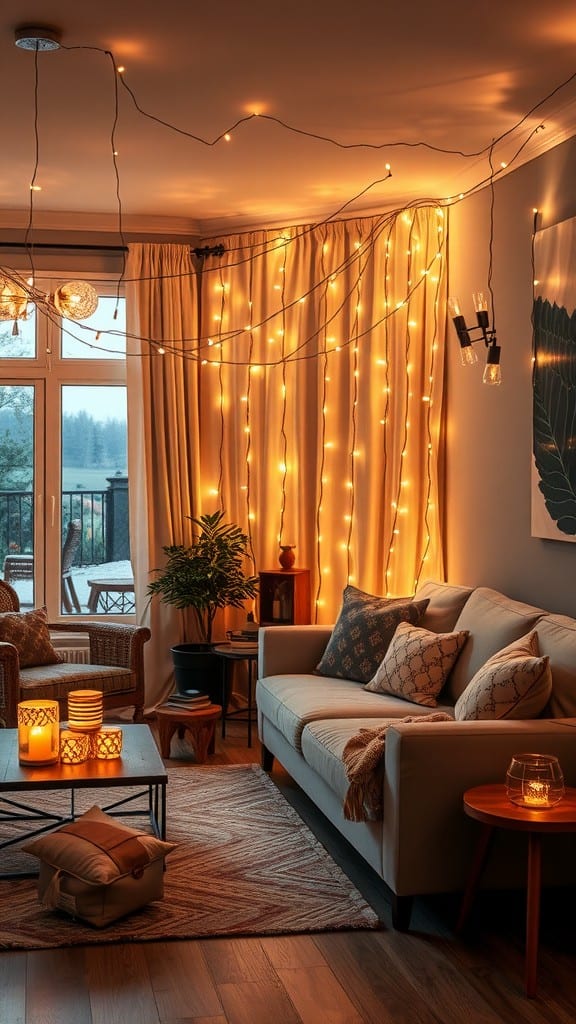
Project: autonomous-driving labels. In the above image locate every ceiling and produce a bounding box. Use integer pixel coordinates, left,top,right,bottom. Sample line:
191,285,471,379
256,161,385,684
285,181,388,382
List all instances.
2,0,576,239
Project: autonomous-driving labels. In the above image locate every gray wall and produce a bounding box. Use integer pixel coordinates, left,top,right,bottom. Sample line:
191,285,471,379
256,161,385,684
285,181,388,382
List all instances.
446,135,576,616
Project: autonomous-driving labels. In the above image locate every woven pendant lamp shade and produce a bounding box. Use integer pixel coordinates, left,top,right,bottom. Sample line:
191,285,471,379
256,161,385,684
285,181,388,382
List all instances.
53,280,98,320
0,276,28,321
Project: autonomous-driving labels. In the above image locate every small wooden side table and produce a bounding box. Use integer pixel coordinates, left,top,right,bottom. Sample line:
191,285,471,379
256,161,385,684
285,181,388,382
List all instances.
457,783,576,998
155,705,222,763
213,644,258,747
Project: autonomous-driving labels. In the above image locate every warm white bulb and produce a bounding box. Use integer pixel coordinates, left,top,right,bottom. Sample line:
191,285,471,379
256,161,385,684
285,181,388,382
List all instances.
460,345,478,367
483,362,502,385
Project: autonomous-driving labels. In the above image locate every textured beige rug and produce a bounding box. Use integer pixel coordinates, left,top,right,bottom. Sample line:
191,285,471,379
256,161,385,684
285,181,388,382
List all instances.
0,763,379,950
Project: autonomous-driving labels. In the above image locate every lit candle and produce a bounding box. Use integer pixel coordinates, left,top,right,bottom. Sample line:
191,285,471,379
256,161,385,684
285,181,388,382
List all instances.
28,724,53,762
523,780,550,806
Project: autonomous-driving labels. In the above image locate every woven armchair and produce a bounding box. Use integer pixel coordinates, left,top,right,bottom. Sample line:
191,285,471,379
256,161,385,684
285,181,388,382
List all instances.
0,581,150,728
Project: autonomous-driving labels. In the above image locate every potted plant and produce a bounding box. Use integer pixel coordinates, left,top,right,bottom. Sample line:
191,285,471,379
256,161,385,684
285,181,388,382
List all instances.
147,511,259,697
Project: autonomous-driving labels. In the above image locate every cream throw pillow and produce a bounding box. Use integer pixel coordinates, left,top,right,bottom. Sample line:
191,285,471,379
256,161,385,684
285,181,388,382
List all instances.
364,621,469,707
454,630,552,721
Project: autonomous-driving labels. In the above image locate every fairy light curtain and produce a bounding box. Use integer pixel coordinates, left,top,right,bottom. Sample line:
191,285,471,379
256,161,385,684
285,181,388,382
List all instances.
197,206,447,623
125,242,201,707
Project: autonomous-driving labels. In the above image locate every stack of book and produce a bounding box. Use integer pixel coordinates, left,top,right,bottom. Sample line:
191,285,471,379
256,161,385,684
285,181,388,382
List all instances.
161,689,212,711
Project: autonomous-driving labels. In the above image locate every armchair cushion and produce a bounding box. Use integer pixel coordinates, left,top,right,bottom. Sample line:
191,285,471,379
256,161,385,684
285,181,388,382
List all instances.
315,585,429,684
19,663,133,704
0,607,63,668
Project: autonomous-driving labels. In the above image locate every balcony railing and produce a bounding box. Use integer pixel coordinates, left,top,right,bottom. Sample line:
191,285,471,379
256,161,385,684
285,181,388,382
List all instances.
0,477,130,569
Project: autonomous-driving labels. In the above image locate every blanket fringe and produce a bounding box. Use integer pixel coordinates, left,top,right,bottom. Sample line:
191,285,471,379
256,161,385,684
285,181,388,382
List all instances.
342,712,453,821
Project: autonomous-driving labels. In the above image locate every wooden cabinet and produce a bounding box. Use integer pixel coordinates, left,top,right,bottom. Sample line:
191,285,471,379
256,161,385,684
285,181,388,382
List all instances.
258,569,311,626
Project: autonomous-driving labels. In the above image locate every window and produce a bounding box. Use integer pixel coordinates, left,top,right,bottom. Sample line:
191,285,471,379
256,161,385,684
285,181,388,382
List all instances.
0,275,131,619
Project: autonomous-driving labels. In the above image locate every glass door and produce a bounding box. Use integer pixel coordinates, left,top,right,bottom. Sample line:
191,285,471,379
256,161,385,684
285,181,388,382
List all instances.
0,275,129,618
0,382,39,608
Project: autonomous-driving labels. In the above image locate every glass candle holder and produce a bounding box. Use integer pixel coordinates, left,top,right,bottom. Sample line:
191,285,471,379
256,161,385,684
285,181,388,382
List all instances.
506,753,565,809
18,700,60,766
91,727,123,760
67,689,103,732
59,729,90,764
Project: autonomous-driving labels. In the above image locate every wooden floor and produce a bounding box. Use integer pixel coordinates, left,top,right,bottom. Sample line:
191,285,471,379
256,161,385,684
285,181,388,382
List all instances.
1,717,575,1024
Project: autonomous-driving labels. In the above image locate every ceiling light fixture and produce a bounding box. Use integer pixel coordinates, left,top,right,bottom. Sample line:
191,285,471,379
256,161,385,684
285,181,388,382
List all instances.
4,25,99,337
14,25,62,52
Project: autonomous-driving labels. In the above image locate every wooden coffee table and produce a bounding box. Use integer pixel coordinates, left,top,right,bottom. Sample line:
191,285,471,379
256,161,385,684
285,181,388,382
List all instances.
0,724,168,878
457,783,576,998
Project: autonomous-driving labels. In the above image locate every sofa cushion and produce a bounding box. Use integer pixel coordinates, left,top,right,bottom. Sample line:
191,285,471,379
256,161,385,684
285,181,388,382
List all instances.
364,622,468,707
414,580,475,634
256,673,450,751
454,631,552,721
534,613,576,717
315,585,429,684
446,587,545,702
0,607,63,668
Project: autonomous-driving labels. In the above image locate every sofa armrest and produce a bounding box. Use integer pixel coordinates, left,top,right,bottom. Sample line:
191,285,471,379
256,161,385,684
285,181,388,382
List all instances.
382,718,576,897
258,625,333,677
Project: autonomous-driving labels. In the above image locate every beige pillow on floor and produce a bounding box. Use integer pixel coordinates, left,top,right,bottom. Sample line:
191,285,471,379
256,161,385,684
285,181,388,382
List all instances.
364,621,469,707
23,805,176,927
454,630,552,721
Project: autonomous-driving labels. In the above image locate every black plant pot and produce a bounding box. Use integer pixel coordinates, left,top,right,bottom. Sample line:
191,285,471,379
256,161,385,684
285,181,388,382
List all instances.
170,643,224,704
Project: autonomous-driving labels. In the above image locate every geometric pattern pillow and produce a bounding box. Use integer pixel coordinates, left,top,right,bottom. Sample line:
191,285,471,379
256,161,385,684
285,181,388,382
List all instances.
315,585,430,683
0,607,63,668
364,621,469,707
454,630,552,721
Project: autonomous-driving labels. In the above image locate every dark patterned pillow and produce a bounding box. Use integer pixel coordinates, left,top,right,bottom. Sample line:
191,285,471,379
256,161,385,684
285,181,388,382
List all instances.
0,607,63,668
315,586,430,683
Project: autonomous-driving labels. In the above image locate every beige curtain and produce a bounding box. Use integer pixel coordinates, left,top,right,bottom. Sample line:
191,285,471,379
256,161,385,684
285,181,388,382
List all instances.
125,243,201,708
125,209,447,707
199,208,447,623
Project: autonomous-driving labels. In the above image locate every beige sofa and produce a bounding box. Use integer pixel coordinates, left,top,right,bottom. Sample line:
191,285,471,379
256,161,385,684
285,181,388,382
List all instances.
256,581,576,928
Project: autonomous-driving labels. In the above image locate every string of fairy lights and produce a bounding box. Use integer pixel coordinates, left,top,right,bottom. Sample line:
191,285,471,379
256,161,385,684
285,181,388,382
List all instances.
2,37,572,613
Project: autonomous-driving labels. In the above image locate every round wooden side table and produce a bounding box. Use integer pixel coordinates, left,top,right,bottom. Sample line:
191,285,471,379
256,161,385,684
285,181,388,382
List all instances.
155,704,222,763
457,783,576,998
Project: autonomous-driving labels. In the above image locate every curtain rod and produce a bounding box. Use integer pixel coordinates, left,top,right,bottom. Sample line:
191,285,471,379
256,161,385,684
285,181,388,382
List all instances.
0,242,225,257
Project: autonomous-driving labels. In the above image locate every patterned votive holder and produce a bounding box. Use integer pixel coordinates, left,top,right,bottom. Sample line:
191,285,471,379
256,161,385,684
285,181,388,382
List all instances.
91,726,123,760
17,700,60,766
67,689,104,733
59,729,91,764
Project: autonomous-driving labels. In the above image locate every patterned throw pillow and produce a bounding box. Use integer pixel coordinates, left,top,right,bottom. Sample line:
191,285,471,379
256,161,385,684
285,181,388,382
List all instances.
454,630,552,721
0,607,63,668
315,585,430,684
364,621,469,707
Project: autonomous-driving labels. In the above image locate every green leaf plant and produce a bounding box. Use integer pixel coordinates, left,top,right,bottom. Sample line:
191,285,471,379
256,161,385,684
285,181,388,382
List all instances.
147,510,259,643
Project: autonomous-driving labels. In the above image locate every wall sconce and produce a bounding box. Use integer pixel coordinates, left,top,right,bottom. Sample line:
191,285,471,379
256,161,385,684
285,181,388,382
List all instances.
59,729,91,764
448,293,502,385
506,753,565,808
67,689,104,733
18,699,60,766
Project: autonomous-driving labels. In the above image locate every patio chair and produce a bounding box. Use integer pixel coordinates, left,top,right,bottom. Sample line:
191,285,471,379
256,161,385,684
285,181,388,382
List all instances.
60,518,82,613
2,519,83,613
0,580,150,728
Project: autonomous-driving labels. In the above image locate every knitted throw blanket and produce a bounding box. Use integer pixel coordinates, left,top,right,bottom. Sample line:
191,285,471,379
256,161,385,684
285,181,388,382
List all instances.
342,712,453,822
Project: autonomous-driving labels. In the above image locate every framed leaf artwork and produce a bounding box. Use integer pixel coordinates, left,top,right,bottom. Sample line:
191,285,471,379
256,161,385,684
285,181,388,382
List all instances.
532,216,576,541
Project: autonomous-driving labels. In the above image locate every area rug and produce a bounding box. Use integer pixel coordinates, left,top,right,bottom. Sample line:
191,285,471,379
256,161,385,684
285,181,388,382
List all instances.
0,763,379,950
